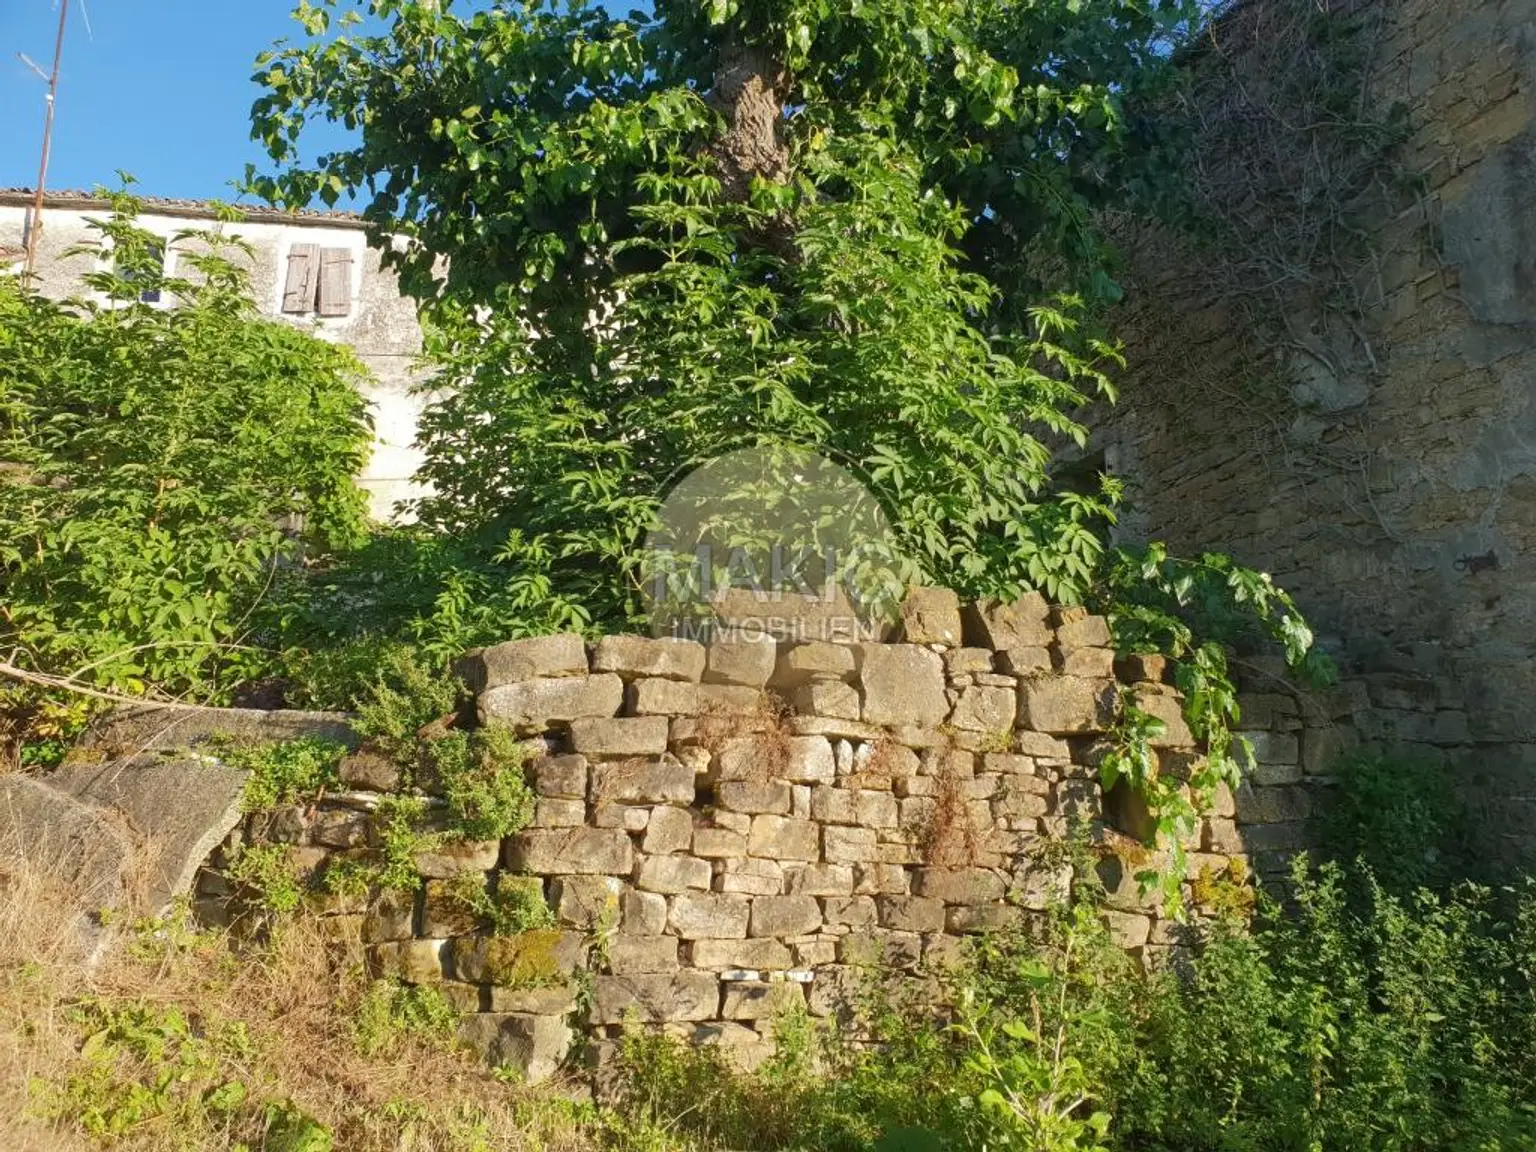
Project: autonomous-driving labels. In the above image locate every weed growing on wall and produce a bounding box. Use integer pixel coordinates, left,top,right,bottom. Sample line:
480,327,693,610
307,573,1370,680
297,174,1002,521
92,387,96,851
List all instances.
230,737,349,813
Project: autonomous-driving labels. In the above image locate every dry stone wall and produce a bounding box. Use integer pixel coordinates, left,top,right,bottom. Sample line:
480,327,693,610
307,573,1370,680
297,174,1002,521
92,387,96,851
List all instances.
195,591,1331,1081
1093,0,1536,865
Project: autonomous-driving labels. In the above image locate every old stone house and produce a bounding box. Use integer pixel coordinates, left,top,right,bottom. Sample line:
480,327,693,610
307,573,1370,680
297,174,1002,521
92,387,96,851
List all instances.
0,188,431,520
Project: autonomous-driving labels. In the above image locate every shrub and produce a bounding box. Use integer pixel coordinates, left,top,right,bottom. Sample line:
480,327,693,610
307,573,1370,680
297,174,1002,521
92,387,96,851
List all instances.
230,737,348,813
431,726,536,842
0,187,372,700
448,872,555,938
352,980,459,1059
1320,751,1472,892
226,843,305,917
1114,859,1536,1151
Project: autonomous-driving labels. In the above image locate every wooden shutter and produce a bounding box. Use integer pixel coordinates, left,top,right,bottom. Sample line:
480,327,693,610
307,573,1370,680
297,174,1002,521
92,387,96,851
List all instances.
282,244,320,313
317,247,353,316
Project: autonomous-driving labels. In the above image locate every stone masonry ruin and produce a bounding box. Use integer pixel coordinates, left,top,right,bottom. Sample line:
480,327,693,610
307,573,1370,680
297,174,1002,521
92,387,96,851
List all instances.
191,590,1342,1083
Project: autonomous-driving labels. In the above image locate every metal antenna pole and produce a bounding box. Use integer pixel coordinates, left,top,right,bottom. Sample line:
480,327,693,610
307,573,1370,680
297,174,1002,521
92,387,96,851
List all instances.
24,0,70,281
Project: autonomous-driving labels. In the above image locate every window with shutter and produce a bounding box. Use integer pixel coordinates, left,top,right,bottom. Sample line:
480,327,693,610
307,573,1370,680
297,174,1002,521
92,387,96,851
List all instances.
317,247,354,316
282,244,320,314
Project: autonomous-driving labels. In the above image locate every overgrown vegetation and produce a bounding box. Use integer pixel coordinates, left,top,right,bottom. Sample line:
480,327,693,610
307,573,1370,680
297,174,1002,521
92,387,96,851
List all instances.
0,187,373,703
605,857,1536,1152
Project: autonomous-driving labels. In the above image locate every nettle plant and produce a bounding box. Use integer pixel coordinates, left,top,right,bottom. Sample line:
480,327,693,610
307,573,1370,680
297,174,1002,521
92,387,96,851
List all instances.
251,0,1329,900
0,188,373,700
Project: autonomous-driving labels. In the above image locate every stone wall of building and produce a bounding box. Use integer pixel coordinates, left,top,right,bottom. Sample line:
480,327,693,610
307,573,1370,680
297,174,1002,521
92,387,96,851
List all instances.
193,592,1353,1082
1092,0,1536,864
0,190,433,520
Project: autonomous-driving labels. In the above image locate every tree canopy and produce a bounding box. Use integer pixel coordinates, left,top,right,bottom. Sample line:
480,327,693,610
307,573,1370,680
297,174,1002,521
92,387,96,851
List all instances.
249,0,1201,634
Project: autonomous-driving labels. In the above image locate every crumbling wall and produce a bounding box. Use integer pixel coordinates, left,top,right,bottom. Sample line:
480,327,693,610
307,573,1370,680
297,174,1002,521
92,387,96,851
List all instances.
193,593,1346,1081
1095,0,1536,864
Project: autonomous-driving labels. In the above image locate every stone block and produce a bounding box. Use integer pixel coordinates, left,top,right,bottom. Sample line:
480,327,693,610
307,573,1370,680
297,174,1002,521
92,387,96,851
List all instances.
839,929,922,969
457,1012,572,1085
962,593,1051,649
529,754,587,799
1115,653,1168,683
570,717,671,758
592,635,706,682
362,889,416,943
783,736,836,783
718,857,784,896
1301,724,1359,775
823,895,879,927
1247,730,1299,765
593,803,649,831
622,889,668,936
338,749,401,793
772,641,857,688
415,838,501,879
532,798,586,828
458,633,588,692
859,644,948,727
1011,732,1073,760
1234,783,1313,825
607,935,680,975
589,973,720,1024
1103,909,1151,948
823,824,878,863
1055,615,1111,651
946,903,1022,934
948,685,1017,733
946,648,995,676
693,826,749,858
853,863,910,895
637,854,713,894
750,894,823,936
480,674,624,730
549,875,622,928
422,878,482,937
1017,677,1117,734
1058,647,1116,679
810,786,857,824
899,586,963,645
721,980,804,1021
669,892,751,939
792,680,861,721
876,895,945,933
996,647,1052,675
748,815,820,861
913,867,1006,905
486,985,578,1015
854,789,899,828
1252,762,1303,787
508,828,635,875
591,757,695,803
369,939,446,983
627,678,699,715
451,931,586,985
718,781,792,815
1136,691,1195,746
1203,819,1244,855
692,938,794,970
687,685,770,717
642,805,695,854
310,809,370,849
785,863,855,897
704,634,778,687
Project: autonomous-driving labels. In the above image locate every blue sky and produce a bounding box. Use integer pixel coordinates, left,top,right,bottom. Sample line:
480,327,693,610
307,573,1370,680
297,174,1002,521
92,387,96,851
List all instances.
0,0,350,201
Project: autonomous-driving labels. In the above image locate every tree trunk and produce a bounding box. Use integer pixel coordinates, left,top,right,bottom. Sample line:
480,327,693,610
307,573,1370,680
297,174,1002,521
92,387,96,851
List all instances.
706,40,789,201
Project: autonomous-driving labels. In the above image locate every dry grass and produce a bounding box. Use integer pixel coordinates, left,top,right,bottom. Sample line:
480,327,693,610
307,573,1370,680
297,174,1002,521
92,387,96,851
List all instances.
0,849,601,1152
917,751,982,869
687,690,793,784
